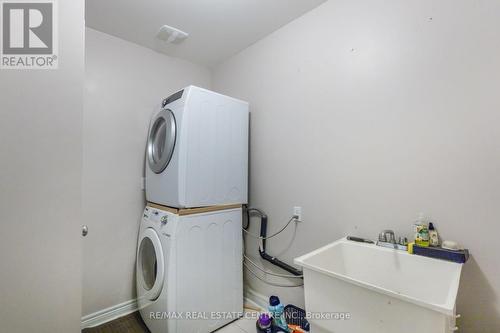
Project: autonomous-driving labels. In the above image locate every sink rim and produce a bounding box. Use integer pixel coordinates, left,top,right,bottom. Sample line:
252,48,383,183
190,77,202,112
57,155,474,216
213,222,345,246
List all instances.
294,237,463,316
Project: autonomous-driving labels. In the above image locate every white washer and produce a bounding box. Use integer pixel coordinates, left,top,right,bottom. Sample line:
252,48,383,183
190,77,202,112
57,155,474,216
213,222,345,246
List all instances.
145,86,249,208
136,205,243,333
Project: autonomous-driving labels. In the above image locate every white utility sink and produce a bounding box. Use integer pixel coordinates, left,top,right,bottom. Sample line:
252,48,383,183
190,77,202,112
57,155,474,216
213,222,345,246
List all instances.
294,237,463,333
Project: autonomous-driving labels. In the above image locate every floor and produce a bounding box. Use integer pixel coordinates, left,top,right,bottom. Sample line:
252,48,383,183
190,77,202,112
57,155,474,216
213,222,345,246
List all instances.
82,313,149,333
216,315,256,333
82,311,258,333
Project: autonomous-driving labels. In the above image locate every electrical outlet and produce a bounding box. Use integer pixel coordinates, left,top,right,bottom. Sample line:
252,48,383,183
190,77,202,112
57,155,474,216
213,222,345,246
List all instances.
293,206,302,222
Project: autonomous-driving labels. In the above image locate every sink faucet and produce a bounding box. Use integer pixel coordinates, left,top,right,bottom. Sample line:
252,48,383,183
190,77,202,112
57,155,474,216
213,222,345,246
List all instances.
379,230,396,243
377,230,407,250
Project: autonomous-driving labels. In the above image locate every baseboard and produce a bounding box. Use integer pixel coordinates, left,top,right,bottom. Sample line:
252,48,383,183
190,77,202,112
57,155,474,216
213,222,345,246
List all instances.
81,299,138,329
244,286,267,310
81,288,263,328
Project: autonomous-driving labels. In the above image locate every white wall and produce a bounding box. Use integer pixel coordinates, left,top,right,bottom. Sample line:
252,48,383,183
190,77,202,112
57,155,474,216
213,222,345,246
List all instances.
213,0,500,331
82,28,211,316
0,1,84,332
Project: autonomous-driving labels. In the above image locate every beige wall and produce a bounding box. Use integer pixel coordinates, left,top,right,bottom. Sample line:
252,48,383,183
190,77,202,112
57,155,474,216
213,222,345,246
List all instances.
82,28,211,316
213,0,500,331
0,1,85,332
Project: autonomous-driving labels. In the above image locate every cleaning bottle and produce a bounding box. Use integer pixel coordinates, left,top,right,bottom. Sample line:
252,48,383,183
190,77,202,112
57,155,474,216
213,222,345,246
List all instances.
428,222,439,246
256,313,272,333
269,296,289,332
414,213,430,247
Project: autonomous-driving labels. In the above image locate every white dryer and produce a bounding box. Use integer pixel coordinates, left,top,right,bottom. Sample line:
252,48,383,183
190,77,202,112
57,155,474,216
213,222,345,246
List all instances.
145,86,249,208
136,204,243,333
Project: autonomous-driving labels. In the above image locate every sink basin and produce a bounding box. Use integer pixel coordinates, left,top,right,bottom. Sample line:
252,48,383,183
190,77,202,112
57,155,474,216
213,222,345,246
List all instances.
294,237,463,333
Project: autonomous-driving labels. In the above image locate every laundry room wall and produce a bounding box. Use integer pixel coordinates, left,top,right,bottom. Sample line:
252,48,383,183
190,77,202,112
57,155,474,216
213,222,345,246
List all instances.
213,0,500,331
83,28,211,318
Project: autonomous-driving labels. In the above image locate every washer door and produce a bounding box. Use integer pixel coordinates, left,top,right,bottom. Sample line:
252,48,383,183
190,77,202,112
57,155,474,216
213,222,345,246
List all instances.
137,228,165,301
147,109,176,174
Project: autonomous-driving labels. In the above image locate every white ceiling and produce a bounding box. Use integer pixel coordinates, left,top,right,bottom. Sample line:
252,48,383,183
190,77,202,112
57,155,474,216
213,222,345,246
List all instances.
85,0,327,67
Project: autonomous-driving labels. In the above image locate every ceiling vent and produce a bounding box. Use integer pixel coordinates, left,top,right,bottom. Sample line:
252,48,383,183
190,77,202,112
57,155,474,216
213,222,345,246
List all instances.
156,25,189,44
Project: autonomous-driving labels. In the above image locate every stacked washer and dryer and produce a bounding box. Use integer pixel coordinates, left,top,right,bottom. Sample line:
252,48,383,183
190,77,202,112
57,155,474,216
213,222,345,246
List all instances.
136,86,249,333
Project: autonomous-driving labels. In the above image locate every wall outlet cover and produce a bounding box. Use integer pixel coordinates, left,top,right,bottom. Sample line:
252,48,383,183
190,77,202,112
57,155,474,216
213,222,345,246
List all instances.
293,206,302,222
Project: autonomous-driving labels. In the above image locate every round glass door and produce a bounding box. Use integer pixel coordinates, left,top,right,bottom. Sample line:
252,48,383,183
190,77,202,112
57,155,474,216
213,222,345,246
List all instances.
137,228,164,300
140,237,157,290
148,109,176,174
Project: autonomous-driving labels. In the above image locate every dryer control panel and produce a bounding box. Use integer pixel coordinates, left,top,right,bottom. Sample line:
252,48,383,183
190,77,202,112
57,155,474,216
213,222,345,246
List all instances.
162,89,184,107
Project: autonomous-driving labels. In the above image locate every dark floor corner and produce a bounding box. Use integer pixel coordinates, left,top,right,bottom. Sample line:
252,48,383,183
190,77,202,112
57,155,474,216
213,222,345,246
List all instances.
82,312,150,333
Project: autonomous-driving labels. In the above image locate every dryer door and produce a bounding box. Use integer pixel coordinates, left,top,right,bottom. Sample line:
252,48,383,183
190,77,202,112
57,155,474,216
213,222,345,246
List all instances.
137,228,165,301
147,109,176,174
